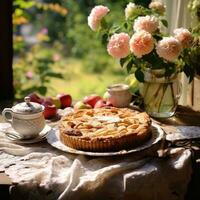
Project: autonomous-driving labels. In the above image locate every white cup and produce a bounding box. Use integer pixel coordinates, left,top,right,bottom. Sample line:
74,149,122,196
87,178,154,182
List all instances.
107,84,132,108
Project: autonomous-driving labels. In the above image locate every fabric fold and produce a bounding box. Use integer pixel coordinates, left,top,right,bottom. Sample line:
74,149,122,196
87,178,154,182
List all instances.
0,122,192,200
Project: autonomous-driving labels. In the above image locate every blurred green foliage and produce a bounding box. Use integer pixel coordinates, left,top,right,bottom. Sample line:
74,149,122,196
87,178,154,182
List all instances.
14,44,64,98
13,0,153,98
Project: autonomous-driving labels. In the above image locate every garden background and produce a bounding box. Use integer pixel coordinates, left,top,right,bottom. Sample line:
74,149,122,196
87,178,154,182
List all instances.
13,0,139,100
13,0,200,105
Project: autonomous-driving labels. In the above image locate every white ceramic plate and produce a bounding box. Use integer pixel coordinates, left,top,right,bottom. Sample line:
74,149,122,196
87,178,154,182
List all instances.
4,125,52,144
46,123,164,156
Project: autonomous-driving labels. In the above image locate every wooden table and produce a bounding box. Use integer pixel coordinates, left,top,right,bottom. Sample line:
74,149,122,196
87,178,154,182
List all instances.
0,103,200,199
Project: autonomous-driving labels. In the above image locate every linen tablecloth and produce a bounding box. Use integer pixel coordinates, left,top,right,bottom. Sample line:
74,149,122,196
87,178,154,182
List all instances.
0,123,192,200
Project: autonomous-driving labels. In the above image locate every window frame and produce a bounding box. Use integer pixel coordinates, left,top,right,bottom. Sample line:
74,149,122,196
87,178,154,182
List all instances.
0,0,13,101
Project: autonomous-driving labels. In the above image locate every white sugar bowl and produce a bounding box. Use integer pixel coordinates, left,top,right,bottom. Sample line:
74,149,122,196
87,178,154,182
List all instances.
2,96,45,139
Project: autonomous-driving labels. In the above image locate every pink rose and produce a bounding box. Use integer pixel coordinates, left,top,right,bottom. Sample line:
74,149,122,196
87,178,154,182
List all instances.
88,5,110,31
156,37,182,61
107,33,130,59
25,71,34,79
40,28,48,35
52,53,61,62
133,16,159,33
129,31,154,58
149,2,166,14
174,28,193,48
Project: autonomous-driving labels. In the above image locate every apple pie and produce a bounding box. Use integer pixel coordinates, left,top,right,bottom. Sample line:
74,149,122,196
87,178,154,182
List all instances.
59,107,152,152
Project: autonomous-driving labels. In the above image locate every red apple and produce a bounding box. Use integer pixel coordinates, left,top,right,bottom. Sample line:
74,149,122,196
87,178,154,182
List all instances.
83,95,102,108
28,93,43,104
57,93,72,109
94,99,107,108
42,100,57,119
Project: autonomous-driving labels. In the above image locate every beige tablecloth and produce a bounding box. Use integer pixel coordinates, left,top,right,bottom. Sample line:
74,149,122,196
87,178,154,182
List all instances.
0,123,192,200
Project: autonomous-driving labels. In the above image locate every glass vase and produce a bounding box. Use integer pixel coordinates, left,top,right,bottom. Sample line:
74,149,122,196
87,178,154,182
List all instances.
140,69,181,118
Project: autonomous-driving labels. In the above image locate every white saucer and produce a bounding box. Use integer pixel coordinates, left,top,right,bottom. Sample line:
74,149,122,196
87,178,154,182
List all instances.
4,125,52,144
47,123,164,157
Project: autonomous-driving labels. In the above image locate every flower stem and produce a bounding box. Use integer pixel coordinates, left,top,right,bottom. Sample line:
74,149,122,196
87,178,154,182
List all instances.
145,83,162,106
158,83,168,113
170,83,176,110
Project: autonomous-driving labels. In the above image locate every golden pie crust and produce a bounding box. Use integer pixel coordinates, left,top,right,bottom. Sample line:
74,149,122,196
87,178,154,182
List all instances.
59,107,152,152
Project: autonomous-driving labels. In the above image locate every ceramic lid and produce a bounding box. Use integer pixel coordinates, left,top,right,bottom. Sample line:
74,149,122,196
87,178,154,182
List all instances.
12,97,44,114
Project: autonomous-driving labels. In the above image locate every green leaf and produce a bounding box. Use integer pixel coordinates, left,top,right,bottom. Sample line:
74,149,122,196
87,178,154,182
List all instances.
124,22,128,29
161,19,168,28
142,50,166,69
38,86,47,95
128,6,152,21
135,69,144,82
153,34,163,41
45,72,63,79
126,60,133,73
183,64,195,83
101,18,108,30
101,33,108,45
133,0,151,8
120,57,128,68
165,63,176,77
131,56,141,66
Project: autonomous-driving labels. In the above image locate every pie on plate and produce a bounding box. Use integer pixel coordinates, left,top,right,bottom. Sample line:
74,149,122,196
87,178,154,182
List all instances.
59,107,152,152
